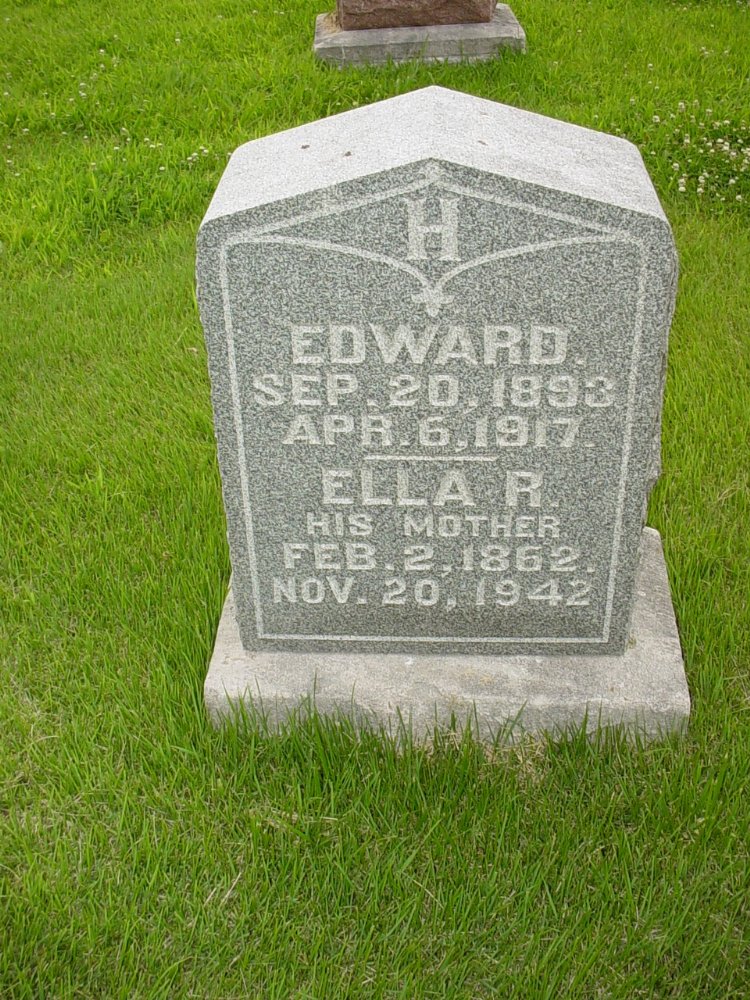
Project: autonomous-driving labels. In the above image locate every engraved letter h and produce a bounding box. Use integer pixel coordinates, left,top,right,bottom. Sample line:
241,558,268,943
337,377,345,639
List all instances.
405,198,460,261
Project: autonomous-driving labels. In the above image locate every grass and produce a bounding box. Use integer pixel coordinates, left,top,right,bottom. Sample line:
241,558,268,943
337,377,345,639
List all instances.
2,0,750,995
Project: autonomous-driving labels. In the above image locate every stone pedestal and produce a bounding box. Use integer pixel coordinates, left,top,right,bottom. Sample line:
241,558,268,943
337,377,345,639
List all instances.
205,529,689,740
313,4,526,66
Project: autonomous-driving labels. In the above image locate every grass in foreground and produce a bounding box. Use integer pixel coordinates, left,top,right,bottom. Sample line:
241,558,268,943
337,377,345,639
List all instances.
2,0,750,995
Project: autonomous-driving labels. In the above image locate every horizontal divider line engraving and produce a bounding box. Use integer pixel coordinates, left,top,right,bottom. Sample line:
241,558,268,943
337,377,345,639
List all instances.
364,454,499,462
259,632,608,643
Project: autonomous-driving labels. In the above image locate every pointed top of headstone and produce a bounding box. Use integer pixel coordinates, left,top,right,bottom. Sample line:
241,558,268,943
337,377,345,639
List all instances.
201,87,667,230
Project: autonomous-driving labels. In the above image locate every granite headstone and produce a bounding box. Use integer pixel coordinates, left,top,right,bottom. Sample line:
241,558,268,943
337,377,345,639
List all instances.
197,87,689,738
336,0,495,30
313,3,525,66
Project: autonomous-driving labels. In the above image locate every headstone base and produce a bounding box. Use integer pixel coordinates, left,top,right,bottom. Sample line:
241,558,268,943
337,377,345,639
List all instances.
205,528,689,742
313,4,525,66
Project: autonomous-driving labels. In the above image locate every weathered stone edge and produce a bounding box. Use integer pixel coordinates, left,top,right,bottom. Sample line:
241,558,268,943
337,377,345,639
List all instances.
313,4,526,66
204,528,690,742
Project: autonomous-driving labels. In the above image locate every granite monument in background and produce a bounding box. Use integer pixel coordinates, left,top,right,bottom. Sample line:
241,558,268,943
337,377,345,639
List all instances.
197,86,690,739
336,0,497,30
313,2,525,66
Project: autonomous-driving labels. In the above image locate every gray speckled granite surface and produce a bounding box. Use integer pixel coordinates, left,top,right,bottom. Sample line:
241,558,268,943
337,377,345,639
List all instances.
197,87,679,659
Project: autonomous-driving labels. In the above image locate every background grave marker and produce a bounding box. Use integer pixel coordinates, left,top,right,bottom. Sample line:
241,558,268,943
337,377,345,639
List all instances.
313,2,525,65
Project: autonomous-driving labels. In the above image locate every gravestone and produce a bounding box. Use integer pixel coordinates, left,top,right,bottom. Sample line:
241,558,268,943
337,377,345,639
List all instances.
336,0,495,30
313,2,525,66
197,86,690,739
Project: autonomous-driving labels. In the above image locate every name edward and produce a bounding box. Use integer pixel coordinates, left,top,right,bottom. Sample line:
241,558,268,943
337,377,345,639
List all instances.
290,322,569,367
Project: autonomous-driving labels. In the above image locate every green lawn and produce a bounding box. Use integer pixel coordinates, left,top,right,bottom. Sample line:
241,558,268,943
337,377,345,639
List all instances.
2,0,750,995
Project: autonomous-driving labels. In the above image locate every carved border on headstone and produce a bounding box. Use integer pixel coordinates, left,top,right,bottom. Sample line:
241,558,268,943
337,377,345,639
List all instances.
215,161,647,646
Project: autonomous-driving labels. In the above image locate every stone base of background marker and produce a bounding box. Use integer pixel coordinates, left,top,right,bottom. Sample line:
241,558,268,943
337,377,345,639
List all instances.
205,529,690,742
313,4,525,66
